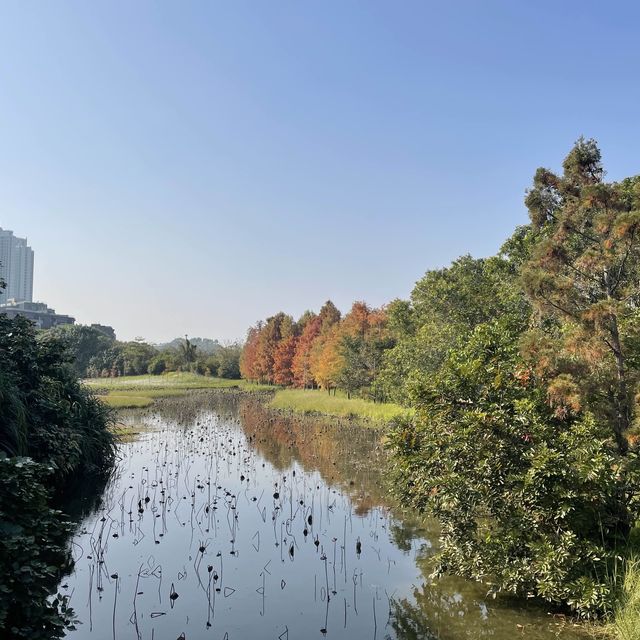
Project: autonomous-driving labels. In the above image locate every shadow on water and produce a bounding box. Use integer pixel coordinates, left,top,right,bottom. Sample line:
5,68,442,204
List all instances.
56,391,589,639
55,471,113,524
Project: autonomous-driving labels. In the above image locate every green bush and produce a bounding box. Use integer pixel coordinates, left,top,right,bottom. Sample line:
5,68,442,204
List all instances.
0,315,116,481
388,320,639,617
0,314,116,637
147,354,167,375
0,457,76,639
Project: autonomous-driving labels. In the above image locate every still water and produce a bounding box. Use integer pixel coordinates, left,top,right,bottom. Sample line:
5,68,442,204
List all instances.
61,393,586,639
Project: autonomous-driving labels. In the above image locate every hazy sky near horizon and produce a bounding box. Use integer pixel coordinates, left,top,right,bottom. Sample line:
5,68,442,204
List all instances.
1,1,639,343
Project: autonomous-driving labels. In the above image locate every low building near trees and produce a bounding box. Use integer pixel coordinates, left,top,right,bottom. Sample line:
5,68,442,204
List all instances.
0,299,75,329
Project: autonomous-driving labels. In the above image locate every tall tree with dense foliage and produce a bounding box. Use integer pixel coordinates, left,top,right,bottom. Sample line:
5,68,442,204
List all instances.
240,324,262,382
273,335,298,386
522,137,640,453
292,315,323,388
307,301,343,391
318,299,341,330
255,313,295,383
47,324,115,377
388,140,640,617
378,249,529,404
310,324,344,392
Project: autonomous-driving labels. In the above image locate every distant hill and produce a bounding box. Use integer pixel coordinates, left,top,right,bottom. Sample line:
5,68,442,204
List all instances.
155,337,222,355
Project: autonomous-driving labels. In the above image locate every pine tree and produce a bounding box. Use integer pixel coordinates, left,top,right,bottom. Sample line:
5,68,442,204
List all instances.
523,138,640,453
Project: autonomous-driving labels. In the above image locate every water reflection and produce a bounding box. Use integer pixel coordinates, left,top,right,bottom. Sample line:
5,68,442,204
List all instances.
60,393,587,639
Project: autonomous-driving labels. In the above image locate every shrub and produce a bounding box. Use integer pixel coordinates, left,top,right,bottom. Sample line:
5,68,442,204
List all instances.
0,315,116,481
0,314,116,637
0,457,76,639
147,355,167,375
388,320,639,617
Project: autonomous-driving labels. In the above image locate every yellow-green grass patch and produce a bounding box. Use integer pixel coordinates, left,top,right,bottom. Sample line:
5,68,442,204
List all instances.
608,557,640,640
88,373,275,409
85,372,274,393
268,388,409,425
101,394,154,409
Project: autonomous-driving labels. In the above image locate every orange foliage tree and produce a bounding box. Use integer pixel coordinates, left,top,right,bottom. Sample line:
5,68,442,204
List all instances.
273,335,298,386
240,299,391,396
310,323,345,392
292,315,323,388
240,323,262,381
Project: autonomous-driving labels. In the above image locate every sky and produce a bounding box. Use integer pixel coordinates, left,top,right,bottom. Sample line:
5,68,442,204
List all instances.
1,1,639,343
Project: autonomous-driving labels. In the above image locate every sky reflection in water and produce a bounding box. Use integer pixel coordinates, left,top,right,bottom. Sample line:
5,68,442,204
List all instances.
60,395,586,640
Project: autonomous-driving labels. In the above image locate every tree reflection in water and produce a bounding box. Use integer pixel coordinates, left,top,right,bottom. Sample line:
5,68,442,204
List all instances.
63,391,588,640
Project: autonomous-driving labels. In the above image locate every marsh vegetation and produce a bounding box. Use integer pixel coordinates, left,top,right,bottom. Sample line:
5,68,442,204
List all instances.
55,392,590,639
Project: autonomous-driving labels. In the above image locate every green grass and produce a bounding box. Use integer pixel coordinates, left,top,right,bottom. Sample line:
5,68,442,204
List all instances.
85,372,274,392
102,388,191,399
88,374,407,424
609,558,640,640
86,372,275,409
102,395,154,408
111,421,155,441
268,388,410,425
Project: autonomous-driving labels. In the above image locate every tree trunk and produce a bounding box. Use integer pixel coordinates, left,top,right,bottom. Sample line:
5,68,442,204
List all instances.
609,314,630,454
604,268,630,454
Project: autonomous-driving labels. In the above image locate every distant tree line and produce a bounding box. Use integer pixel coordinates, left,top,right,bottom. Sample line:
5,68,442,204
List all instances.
240,300,393,400
43,325,242,380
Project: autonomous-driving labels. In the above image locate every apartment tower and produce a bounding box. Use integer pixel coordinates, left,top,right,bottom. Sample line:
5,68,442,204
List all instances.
0,227,34,304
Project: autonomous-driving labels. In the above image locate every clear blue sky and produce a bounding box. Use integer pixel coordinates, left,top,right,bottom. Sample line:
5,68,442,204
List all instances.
1,1,639,342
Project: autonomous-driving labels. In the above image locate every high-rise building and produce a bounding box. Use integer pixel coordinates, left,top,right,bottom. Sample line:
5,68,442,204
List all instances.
0,228,34,304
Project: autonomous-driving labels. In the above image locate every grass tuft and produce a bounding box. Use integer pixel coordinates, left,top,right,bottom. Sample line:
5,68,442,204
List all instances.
610,557,640,640
101,395,154,408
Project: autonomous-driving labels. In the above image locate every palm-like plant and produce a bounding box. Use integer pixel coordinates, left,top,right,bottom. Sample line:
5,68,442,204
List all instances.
179,335,197,365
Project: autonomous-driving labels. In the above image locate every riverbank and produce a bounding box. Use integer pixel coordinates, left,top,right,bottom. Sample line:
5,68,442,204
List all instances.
85,372,275,408
85,373,408,425
607,559,640,640
268,388,409,425
80,372,639,638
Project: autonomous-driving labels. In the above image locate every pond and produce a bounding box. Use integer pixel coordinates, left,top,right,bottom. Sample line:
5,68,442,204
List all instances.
60,392,587,639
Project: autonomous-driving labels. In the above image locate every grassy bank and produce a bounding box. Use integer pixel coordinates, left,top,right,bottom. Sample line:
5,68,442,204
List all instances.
85,372,275,408
268,388,409,424
92,374,410,424
608,558,640,640
102,393,155,408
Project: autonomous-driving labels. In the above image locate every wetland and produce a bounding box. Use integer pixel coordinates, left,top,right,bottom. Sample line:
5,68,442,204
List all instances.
58,391,588,639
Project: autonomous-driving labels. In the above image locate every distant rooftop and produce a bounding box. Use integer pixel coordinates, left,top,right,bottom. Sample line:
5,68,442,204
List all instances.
0,298,74,329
